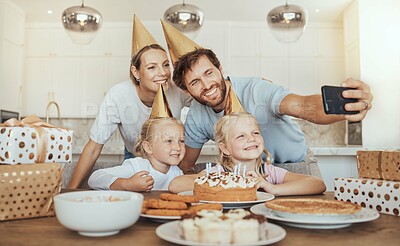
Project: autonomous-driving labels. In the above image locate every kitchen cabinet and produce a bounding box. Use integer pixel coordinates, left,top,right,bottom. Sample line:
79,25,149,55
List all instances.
80,56,130,118
25,27,82,57
0,0,24,113
228,23,345,94
22,58,81,117
22,24,131,118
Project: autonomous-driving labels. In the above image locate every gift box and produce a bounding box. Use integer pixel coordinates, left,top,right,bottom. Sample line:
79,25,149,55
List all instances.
0,163,62,221
0,115,73,165
334,177,400,216
356,150,400,181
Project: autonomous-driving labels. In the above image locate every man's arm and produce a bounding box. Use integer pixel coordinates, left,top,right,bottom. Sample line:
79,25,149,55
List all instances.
280,79,373,124
68,139,103,188
179,145,202,174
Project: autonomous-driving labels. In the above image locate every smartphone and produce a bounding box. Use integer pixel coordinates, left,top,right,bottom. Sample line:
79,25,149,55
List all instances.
321,85,359,115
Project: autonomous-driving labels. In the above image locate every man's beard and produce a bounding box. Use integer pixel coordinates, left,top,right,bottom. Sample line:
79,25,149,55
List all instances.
193,76,227,110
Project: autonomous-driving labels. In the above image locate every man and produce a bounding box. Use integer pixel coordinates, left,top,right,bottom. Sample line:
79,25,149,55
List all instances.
161,21,373,174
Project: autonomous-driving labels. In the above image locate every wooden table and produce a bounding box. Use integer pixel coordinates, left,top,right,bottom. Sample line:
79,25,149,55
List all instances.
0,191,398,246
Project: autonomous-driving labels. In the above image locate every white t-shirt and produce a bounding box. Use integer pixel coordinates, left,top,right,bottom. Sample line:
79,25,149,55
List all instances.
90,80,191,153
88,157,184,190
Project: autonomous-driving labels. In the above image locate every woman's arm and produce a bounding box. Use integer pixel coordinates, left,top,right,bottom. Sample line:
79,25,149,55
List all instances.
179,146,202,174
68,139,103,188
168,171,205,194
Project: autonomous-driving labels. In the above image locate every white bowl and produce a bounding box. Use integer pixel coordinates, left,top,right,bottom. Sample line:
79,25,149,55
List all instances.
54,190,143,237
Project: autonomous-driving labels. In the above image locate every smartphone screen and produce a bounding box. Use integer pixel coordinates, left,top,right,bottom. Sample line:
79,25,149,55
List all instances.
321,85,359,115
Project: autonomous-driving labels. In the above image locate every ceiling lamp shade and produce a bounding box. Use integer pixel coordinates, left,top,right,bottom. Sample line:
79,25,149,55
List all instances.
163,0,204,34
61,0,103,45
267,2,307,43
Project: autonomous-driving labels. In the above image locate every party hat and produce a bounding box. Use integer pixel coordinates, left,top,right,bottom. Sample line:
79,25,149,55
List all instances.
150,84,173,118
225,81,245,115
132,15,158,56
161,19,202,64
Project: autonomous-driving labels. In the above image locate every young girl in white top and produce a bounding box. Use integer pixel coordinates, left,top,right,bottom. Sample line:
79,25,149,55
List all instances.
89,117,185,192
169,112,326,196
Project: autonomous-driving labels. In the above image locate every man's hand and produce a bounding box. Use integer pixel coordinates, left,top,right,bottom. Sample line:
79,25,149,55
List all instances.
341,78,373,122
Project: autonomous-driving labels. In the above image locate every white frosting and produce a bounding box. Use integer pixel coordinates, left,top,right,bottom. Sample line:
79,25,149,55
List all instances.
195,171,256,189
225,209,250,220
179,209,267,244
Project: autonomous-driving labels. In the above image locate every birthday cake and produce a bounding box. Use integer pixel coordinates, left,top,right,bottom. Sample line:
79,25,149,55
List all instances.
194,171,257,202
178,209,268,244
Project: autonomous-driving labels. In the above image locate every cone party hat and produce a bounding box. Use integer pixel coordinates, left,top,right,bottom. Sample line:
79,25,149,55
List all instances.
224,81,245,115
161,19,202,64
131,15,158,56
150,84,173,118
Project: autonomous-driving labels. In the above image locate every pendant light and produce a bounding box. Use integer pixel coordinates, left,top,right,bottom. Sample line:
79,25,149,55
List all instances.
267,0,307,43
163,0,204,35
61,0,103,45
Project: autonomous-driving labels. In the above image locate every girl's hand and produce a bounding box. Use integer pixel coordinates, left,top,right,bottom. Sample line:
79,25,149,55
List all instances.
246,170,275,194
124,171,154,192
245,170,260,178
245,170,269,180
256,179,275,193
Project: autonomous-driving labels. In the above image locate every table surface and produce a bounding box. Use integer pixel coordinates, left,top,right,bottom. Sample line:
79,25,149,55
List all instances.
1,191,399,246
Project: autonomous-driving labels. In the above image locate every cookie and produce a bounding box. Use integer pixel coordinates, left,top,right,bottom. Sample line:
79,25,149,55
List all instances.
145,209,190,216
160,193,199,203
188,203,223,213
146,199,188,210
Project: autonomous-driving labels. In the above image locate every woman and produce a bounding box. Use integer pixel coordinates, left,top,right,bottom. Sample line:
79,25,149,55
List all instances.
68,43,191,188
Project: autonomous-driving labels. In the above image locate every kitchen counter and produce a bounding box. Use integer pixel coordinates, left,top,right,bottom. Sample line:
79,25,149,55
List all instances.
69,145,364,191
0,191,397,246
200,143,364,156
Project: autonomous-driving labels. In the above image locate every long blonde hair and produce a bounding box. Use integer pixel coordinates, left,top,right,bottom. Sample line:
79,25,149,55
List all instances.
214,112,272,176
134,117,184,158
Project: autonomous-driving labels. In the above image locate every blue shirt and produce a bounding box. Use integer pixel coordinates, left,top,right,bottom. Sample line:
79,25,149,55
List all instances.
184,76,307,163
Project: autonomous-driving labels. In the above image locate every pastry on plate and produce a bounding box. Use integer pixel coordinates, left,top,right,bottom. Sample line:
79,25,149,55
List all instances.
194,171,257,202
179,209,268,244
265,198,362,215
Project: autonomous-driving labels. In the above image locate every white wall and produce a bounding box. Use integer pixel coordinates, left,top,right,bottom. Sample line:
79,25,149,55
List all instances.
358,0,400,149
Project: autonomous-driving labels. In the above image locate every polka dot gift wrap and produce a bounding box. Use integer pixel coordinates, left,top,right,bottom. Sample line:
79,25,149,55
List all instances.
334,177,400,216
0,163,62,221
0,126,73,165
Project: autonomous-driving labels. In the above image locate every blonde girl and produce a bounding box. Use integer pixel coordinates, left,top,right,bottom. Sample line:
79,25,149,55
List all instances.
89,117,185,192
214,112,326,196
169,112,326,196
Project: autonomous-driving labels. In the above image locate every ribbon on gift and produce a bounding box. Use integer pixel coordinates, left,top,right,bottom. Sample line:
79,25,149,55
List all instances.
0,115,61,163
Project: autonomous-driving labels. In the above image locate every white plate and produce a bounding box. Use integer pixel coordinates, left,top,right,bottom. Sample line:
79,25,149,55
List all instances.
156,220,286,246
272,210,353,221
140,213,180,223
179,191,275,209
250,203,380,229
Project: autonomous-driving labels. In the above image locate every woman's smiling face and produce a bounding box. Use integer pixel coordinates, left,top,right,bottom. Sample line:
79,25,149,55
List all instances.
134,48,171,93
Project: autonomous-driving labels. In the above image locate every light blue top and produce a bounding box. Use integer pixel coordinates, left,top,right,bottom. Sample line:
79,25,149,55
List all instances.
184,76,307,163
